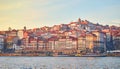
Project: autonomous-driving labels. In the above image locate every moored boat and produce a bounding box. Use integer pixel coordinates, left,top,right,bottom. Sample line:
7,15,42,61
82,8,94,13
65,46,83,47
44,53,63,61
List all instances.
75,53,107,57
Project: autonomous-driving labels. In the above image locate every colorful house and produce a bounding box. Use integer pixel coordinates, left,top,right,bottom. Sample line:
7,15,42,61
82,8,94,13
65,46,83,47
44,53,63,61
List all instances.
92,30,106,53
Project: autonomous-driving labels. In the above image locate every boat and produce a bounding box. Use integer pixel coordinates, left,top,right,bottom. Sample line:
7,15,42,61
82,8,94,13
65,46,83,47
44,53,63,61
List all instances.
75,54,82,57
75,53,107,57
53,54,70,57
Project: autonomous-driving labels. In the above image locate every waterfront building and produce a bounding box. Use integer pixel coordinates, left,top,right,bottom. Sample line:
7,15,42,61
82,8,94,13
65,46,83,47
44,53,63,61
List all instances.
48,36,58,50
38,37,47,51
78,34,86,51
22,31,29,49
55,36,66,50
12,36,21,50
0,35,4,52
104,30,114,50
17,30,24,39
92,30,106,53
22,36,29,50
27,37,37,50
4,36,17,53
6,36,13,49
85,33,97,53
54,36,77,54
65,36,77,49
113,31,120,50
78,32,97,53
23,31,28,39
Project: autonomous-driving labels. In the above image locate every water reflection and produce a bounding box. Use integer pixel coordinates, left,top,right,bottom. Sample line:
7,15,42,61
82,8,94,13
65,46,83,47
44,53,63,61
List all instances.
0,57,119,69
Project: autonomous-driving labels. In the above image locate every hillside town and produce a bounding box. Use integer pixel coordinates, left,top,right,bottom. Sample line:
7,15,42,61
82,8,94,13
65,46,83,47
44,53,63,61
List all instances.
0,18,120,56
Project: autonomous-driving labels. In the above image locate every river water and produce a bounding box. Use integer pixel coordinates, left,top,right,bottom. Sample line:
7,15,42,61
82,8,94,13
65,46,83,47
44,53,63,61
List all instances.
0,57,119,69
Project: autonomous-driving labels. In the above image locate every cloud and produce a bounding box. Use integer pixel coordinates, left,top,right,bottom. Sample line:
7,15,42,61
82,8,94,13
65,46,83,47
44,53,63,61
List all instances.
0,4,22,11
111,19,120,24
0,0,120,30
0,1,26,11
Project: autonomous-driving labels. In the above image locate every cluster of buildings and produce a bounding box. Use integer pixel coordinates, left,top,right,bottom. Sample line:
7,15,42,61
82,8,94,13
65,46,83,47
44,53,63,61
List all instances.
0,18,120,55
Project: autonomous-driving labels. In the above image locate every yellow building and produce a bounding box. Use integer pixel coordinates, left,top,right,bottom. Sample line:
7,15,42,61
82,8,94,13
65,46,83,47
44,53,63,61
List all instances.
86,33,97,52
78,33,97,53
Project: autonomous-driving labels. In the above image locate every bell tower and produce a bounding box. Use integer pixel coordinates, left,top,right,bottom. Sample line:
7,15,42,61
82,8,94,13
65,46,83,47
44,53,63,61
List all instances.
78,18,81,24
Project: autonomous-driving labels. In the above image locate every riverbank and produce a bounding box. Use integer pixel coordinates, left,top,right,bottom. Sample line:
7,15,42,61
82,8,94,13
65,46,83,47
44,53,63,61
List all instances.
0,53,120,57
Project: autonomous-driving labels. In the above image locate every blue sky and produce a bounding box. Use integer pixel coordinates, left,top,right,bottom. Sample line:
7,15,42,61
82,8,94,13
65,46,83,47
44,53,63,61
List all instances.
0,0,120,30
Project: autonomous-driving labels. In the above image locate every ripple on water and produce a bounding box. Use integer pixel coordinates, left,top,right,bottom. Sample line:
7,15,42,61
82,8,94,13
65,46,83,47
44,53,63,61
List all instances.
0,57,120,69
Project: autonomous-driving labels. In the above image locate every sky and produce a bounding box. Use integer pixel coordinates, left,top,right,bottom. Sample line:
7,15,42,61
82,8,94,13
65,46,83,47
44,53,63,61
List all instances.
0,0,120,30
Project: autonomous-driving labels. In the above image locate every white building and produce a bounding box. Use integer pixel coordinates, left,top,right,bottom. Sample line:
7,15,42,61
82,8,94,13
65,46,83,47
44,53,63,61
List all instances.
92,30,106,52
17,30,24,39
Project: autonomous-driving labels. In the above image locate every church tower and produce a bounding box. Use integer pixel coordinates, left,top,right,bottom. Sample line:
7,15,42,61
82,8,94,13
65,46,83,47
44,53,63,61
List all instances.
23,26,26,32
78,18,81,24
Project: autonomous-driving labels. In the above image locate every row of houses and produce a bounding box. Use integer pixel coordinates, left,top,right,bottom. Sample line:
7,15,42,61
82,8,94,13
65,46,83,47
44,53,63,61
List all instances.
0,30,106,54
19,30,106,54
0,18,120,54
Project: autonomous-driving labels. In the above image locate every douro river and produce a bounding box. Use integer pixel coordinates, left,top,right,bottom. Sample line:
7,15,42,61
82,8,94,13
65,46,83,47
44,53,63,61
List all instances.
0,57,120,69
